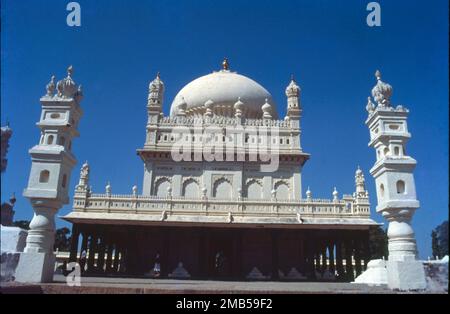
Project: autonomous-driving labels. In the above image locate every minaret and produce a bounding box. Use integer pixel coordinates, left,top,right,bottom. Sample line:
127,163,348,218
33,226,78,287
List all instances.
353,167,370,215
286,75,301,113
285,75,302,149
364,70,426,290
354,166,367,197
16,66,84,283
145,72,164,145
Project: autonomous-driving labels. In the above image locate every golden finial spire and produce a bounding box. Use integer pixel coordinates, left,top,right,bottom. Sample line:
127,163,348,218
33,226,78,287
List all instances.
222,58,229,70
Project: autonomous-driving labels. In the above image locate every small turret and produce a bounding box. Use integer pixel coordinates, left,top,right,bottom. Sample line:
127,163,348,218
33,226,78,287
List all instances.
262,98,273,119
234,97,244,119
147,72,164,125
355,166,367,197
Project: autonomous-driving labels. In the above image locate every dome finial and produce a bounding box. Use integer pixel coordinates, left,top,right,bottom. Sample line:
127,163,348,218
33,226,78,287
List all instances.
375,70,381,80
67,65,74,77
371,69,393,106
156,71,161,79
222,58,229,71
290,74,295,82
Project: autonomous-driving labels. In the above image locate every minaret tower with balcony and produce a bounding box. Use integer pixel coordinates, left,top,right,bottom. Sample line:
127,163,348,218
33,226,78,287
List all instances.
145,72,164,146
364,70,426,290
285,76,305,198
16,66,84,283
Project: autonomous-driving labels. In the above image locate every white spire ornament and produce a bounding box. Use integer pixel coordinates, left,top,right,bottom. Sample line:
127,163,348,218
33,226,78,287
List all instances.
204,99,214,117
366,96,376,114
176,97,187,117
306,186,312,200
332,187,339,202
262,98,272,119
46,76,56,97
148,72,164,106
234,97,244,119
371,70,393,107
285,75,301,110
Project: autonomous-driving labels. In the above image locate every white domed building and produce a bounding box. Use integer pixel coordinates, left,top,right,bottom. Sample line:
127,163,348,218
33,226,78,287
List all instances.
63,60,377,281
169,68,278,119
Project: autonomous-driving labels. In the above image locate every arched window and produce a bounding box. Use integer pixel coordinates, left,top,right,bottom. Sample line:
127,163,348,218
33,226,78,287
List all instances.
394,146,400,156
396,180,405,194
62,174,67,188
182,179,199,198
213,178,232,199
39,170,50,183
383,147,389,156
47,135,54,145
155,178,171,197
379,184,385,198
68,141,72,151
246,180,263,199
275,181,289,200
58,136,66,146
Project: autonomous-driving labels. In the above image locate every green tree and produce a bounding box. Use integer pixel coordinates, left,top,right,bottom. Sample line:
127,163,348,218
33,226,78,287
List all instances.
54,227,71,252
369,225,388,259
432,220,448,259
431,230,439,258
12,220,30,230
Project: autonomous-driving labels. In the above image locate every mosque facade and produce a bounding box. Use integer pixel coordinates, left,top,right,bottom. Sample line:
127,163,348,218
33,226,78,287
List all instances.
62,60,377,281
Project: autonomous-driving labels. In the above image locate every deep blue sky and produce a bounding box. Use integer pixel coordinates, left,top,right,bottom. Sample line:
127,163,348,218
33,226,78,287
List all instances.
1,0,448,259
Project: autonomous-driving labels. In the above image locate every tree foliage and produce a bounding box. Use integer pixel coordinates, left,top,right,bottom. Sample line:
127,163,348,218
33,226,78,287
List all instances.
369,225,388,259
431,220,448,259
12,220,30,230
54,227,71,252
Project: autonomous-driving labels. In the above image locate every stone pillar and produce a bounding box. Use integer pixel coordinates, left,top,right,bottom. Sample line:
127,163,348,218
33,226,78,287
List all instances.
15,67,84,283
270,229,279,280
69,224,80,262
97,236,106,273
360,70,426,290
320,239,327,274
15,199,62,282
79,230,88,272
335,235,344,280
105,237,114,274
87,234,96,273
298,231,306,275
328,240,335,275
354,234,362,277
113,244,121,273
345,236,355,281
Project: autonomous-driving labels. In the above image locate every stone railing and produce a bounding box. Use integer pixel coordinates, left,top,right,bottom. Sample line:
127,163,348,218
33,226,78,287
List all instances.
157,116,292,129
72,192,370,218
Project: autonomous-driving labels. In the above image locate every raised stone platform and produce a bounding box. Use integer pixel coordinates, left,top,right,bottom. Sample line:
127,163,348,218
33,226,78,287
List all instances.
0,275,429,294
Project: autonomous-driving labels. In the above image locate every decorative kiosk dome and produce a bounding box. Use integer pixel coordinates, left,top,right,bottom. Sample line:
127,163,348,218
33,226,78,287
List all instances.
170,59,278,119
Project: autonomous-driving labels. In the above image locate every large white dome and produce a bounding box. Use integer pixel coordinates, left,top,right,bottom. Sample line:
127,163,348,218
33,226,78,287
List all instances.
169,70,278,119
